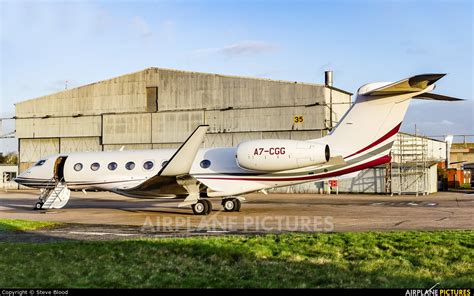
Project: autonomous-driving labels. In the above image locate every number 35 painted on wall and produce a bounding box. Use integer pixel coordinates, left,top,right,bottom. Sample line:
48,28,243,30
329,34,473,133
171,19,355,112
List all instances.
294,115,304,123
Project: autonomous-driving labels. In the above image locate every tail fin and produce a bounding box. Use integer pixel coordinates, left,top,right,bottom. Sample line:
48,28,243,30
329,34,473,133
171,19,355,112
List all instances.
320,74,461,160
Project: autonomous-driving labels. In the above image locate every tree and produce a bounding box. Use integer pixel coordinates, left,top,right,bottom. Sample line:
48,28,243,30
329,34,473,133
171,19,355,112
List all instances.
0,152,18,164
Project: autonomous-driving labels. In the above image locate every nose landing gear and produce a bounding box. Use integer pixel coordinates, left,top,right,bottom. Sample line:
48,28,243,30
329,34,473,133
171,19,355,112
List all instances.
34,201,44,210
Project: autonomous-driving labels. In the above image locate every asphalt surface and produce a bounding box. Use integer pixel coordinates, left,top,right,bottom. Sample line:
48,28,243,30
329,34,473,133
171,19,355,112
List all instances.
0,189,473,241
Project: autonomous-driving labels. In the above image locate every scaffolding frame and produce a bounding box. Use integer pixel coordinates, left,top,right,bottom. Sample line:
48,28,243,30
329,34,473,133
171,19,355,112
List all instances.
389,133,430,196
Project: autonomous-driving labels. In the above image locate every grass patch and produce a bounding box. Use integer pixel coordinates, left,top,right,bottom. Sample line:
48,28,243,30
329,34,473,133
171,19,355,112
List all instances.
0,231,472,288
0,218,60,232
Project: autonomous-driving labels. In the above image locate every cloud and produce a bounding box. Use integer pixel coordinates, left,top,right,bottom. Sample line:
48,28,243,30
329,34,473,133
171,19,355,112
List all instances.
196,40,277,57
440,119,454,125
132,16,152,38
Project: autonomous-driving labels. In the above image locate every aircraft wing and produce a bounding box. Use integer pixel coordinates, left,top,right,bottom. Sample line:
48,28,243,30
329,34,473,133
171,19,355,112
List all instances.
158,125,209,176
112,125,209,198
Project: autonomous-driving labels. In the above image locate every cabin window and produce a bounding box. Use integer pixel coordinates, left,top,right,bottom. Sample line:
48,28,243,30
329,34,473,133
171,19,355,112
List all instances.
200,159,211,169
91,162,100,171
35,160,46,166
125,162,135,170
143,161,154,170
74,163,83,171
161,160,169,167
108,162,118,171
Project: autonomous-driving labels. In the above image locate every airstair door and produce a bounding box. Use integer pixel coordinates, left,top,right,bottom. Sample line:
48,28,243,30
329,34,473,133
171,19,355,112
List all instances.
54,156,68,181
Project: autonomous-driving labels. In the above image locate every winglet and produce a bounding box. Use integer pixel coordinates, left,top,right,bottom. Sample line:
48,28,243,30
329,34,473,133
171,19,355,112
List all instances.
159,125,209,176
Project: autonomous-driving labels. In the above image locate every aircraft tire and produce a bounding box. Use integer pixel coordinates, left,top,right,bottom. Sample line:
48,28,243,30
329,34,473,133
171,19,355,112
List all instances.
222,198,240,212
192,200,209,215
34,201,44,210
203,199,213,214
234,198,241,212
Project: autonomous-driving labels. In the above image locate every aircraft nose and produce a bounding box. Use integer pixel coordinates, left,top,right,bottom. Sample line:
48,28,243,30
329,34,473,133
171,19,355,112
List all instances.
14,171,31,185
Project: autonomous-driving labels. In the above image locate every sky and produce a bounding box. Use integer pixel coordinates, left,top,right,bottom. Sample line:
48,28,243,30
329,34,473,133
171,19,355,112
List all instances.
0,0,473,152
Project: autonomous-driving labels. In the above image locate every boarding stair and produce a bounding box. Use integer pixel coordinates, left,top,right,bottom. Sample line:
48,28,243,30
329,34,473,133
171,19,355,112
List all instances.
34,178,71,210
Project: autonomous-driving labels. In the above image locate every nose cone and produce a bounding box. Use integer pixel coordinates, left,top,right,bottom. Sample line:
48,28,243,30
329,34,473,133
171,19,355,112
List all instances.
14,171,31,186
14,170,49,188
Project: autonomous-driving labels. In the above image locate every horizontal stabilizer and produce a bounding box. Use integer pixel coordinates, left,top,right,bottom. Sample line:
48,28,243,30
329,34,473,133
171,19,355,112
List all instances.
159,125,209,176
414,92,464,101
359,73,446,96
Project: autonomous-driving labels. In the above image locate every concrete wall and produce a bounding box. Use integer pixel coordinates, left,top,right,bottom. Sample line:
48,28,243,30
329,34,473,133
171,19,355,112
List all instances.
16,116,101,138
324,87,352,129
157,69,327,111
450,143,474,170
152,111,205,143
16,70,157,118
103,113,152,144
1,165,18,190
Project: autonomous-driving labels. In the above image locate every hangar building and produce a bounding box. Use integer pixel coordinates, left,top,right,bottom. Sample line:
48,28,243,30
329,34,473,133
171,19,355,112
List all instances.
15,68,352,174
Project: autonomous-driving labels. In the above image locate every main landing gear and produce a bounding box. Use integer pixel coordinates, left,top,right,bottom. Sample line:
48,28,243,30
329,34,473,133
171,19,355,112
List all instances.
190,197,244,215
221,198,241,212
192,199,213,215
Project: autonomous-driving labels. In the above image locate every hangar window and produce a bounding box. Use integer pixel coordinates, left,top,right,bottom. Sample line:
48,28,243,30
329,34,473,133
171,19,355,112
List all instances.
74,163,83,171
108,162,118,171
125,162,135,170
200,159,211,169
143,161,154,170
35,160,46,166
91,162,100,171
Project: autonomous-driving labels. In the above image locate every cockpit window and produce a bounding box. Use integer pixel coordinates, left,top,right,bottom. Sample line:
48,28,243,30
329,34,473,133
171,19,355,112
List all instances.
35,160,46,166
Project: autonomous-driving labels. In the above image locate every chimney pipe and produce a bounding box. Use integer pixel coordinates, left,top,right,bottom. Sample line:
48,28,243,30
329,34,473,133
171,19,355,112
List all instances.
325,71,333,87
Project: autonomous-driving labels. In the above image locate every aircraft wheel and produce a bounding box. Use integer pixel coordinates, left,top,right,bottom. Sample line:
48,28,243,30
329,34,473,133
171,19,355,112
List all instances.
34,201,44,210
203,199,213,214
234,198,241,212
192,200,209,215
222,198,241,212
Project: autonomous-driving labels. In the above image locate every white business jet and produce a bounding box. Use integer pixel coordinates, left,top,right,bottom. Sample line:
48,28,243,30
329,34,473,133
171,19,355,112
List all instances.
15,74,462,215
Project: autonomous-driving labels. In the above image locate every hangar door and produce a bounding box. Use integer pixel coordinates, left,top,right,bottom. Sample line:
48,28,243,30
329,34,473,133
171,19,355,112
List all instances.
60,137,102,153
19,138,60,173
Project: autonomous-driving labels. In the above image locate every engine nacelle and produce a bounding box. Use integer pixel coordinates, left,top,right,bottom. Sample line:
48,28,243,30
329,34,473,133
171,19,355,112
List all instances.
236,139,330,171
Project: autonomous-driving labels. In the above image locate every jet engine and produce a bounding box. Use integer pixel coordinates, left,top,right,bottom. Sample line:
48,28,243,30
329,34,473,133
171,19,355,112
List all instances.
236,139,330,171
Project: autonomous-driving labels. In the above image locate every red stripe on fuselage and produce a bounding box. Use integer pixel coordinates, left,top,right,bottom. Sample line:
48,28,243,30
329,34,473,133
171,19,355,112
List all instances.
197,155,392,182
344,122,401,159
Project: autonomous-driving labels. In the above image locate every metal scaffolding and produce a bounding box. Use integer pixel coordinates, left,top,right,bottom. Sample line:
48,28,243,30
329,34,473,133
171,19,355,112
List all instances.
389,133,430,196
